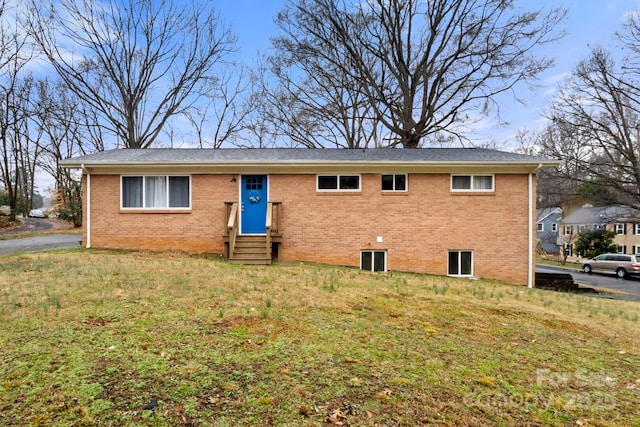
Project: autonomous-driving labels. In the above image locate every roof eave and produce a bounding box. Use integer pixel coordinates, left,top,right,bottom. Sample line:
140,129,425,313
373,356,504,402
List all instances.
60,159,560,174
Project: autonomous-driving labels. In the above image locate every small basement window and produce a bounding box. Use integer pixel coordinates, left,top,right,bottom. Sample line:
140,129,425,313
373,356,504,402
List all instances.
381,174,407,191
317,175,361,191
361,250,387,272
448,250,473,276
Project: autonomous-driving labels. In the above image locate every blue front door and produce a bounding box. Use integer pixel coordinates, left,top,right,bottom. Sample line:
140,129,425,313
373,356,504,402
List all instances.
241,175,268,234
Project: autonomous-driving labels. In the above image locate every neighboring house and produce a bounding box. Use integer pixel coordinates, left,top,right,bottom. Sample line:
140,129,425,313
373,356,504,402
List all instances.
560,205,640,258
60,148,559,286
536,207,562,254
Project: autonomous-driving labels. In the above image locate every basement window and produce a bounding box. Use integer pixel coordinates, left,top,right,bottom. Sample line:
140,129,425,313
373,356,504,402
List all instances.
448,250,473,276
361,250,387,272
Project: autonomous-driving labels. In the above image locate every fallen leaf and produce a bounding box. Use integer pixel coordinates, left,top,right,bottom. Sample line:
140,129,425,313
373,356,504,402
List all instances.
298,405,312,416
344,357,360,363
376,388,393,399
327,408,347,425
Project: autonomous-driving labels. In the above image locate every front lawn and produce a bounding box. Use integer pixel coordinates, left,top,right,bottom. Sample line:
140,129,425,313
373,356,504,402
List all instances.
0,250,638,426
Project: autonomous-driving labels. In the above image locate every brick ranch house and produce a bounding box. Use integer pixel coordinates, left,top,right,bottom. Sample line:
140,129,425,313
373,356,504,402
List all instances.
60,148,558,286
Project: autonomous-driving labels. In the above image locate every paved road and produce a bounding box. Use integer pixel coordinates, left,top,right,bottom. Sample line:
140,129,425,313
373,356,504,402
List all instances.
536,264,640,302
0,234,82,255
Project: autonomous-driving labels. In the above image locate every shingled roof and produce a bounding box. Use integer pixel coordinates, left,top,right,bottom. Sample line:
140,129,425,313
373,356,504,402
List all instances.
61,147,558,169
562,205,640,224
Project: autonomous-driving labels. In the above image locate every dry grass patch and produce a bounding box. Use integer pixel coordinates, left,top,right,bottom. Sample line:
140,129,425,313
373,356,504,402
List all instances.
0,250,638,426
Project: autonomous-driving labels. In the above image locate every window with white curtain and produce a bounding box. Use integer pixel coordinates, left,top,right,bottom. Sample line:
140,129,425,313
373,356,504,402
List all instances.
451,175,494,191
121,176,190,209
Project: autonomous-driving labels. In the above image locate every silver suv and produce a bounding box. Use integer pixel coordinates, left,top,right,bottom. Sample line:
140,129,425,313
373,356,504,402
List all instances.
582,253,640,279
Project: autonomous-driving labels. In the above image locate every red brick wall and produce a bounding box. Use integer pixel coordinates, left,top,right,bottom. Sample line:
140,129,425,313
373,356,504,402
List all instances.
270,173,532,285
83,174,236,253
83,172,534,285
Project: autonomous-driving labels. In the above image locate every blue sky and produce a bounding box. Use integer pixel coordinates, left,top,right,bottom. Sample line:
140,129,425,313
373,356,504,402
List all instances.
214,0,640,145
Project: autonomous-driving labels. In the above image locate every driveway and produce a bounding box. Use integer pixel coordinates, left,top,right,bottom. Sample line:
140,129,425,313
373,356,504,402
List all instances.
0,234,82,255
2,217,73,235
536,264,640,302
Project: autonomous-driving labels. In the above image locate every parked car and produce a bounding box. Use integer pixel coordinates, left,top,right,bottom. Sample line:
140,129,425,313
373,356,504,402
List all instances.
582,253,640,279
28,209,47,218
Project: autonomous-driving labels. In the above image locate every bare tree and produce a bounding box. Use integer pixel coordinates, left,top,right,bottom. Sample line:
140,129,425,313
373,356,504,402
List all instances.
32,79,101,226
519,123,583,208
26,0,237,149
270,0,565,148
265,43,384,148
0,2,38,219
547,13,640,208
186,67,257,148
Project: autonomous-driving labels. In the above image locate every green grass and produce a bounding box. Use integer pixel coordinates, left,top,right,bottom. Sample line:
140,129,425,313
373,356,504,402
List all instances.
536,256,582,270
0,250,638,426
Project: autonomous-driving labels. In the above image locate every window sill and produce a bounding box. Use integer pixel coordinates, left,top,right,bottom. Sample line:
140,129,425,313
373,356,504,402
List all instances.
381,191,408,196
120,209,192,214
451,192,495,196
316,192,362,195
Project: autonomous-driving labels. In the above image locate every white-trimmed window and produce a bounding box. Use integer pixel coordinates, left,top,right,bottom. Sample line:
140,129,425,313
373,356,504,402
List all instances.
617,244,627,254
448,250,473,276
451,175,494,192
552,223,558,232
615,223,626,235
634,224,640,235
361,250,387,272
121,175,190,209
536,223,544,232
317,175,361,191
381,174,407,192
634,245,640,254
564,225,573,235
578,224,590,233
564,244,573,257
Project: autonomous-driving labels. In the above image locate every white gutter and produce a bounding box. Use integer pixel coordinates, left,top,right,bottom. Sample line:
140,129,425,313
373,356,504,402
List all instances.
528,164,543,288
82,164,91,249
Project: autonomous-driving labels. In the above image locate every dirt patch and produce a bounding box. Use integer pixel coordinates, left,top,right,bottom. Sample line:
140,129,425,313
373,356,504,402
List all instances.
0,216,20,231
